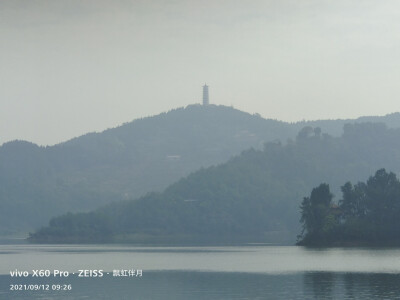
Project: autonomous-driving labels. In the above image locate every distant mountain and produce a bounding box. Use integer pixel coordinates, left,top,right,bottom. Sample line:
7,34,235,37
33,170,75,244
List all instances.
0,104,293,234
292,112,400,136
2,104,400,235
30,122,400,244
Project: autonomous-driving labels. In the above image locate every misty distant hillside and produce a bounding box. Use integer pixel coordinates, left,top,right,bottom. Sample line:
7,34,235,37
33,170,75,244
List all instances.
30,122,400,244
0,104,293,234
2,104,400,235
292,112,400,136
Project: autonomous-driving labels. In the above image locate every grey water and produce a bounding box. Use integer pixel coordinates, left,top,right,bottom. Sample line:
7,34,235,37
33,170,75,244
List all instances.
1,243,400,299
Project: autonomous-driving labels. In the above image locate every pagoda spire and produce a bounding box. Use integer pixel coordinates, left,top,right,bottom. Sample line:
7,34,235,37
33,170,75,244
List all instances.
202,84,209,105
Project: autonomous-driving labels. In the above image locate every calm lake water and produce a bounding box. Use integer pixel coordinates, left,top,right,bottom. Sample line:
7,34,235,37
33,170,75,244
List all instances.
1,242,400,299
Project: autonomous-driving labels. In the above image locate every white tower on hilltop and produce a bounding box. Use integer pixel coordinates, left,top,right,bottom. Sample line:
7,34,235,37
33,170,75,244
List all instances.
202,84,209,105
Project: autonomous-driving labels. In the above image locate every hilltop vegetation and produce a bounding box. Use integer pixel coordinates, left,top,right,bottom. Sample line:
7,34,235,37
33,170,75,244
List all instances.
29,122,400,244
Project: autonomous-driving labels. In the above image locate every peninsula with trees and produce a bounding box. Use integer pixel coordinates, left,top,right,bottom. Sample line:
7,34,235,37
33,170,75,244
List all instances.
298,169,400,246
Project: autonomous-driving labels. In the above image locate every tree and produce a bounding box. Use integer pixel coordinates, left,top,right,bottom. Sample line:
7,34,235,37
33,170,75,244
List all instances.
296,126,314,141
339,182,367,219
299,183,334,241
313,127,322,137
364,169,400,237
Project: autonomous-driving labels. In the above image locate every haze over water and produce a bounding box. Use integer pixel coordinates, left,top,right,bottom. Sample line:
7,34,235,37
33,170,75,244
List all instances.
2,244,400,299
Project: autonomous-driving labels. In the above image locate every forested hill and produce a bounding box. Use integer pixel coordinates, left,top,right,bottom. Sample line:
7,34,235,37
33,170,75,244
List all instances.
30,122,400,244
1,104,294,235
3,104,400,236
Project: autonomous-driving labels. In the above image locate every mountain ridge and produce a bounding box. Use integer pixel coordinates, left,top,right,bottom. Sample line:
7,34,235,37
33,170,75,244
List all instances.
2,104,400,235
30,121,400,244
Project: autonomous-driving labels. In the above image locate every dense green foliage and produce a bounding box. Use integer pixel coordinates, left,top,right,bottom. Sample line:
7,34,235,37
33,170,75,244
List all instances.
298,169,400,246
30,122,400,244
299,183,335,241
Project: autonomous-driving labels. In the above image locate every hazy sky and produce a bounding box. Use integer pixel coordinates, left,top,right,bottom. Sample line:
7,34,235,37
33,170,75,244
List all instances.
2,0,400,145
